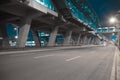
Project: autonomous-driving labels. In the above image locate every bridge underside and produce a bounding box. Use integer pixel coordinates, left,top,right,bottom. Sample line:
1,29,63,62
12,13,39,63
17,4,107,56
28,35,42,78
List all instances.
0,0,100,48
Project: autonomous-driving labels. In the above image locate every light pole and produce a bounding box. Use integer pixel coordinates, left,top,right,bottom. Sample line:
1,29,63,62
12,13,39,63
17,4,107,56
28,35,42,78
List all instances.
109,11,120,48
116,11,120,48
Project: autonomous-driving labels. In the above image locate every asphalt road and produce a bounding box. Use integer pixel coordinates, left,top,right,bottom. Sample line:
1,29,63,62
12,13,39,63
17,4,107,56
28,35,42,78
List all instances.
0,45,116,80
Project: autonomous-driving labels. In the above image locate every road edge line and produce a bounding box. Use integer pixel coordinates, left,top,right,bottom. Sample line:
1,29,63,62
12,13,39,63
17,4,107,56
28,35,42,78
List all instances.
110,47,117,80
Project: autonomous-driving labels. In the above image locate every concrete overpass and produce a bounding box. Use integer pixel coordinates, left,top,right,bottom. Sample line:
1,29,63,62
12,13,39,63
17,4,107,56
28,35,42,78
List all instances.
0,0,101,48
96,27,118,40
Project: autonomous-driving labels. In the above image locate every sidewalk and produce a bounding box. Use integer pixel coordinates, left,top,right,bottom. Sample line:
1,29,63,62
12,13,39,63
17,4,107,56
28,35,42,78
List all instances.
0,45,99,55
117,48,120,80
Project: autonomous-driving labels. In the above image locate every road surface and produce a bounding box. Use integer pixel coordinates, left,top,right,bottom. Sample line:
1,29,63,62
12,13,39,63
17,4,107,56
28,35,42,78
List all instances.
0,45,116,80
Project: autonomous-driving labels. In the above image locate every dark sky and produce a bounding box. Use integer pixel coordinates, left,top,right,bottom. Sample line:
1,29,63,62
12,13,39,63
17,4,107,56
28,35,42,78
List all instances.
86,0,120,26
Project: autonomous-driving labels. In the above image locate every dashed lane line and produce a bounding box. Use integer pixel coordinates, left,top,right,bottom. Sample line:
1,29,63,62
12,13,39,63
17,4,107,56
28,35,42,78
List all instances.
34,55,54,59
66,56,81,61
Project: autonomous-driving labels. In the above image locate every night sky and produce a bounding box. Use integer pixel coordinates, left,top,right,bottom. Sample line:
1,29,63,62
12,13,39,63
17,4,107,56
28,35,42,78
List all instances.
86,0,120,26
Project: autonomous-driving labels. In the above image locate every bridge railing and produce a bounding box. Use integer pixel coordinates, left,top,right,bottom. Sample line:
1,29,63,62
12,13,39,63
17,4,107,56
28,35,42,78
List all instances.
64,0,100,30
96,27,117,33
34,0,56,11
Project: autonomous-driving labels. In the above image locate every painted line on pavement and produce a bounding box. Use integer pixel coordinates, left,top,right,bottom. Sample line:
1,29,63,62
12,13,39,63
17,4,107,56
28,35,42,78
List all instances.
110,47,117,80
66,56,81,61
34,55,54,59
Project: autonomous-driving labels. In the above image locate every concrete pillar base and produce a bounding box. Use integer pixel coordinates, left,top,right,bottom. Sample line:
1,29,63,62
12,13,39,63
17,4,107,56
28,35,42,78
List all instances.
63,30,72,46
16,16,32,48
48,26,59,46
0,23,10,48
77,34,81,45
32,30,40,47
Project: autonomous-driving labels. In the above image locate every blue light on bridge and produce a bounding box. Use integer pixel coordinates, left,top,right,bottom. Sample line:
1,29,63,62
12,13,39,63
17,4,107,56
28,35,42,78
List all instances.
110,35,117,40
64,0,99,29
35,0,56,11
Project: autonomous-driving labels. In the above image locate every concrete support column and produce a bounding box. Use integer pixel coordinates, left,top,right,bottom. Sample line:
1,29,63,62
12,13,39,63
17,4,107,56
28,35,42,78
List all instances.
94,37,97,44
97,38,100,44
94,37,98,45
0,23,10,48
48,26,59,46
63,30,72,46
77,34,81,45
32,30,40,47
83,35,87,44
72,34,78,45
16,16,32,48
86,36,89,45
94,37,99,45
93,38,96,44
88,37,92,44
91,37,94,44
90,37,94,44
86,36,89,44
79,35,84,45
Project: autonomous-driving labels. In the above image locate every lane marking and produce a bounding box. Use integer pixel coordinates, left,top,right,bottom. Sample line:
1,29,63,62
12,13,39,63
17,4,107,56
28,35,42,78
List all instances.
110,47,117,80
66,56,81,61
34,55,54,59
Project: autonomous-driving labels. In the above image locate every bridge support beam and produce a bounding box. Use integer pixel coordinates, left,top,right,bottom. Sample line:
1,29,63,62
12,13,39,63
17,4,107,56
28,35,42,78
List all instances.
86,36,90,45
90,37,94,44
48,26,59,46
83,35,87,45
79,35,84,45
88,37,92,44
93,37,98,45
76,34,81,45
93,37,96,44
0,23,10,48
16,16,32,48
94,37,100,45
63,30,72,46
32,30,40,47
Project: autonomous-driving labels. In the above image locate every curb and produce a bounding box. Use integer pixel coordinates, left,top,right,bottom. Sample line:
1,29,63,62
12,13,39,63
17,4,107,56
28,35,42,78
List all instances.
117,50,120,80
110,47,117,80
110,47,120,80
0,45,98,55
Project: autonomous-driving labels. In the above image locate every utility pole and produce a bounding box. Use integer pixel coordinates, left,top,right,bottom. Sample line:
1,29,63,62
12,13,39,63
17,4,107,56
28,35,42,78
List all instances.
109,10,120,48
116,11,120,48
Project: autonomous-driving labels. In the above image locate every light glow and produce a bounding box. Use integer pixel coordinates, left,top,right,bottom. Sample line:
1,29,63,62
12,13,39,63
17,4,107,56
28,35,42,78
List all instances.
109,17,117,24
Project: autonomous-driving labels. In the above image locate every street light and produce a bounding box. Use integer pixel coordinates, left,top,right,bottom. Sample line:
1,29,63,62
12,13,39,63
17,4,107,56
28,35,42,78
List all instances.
109,17,117,24
109,11,120,47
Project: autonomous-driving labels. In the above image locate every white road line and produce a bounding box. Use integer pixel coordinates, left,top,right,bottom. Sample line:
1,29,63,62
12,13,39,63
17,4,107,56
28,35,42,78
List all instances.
66,56,81,61
34,55,54,59
110,47,117,80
